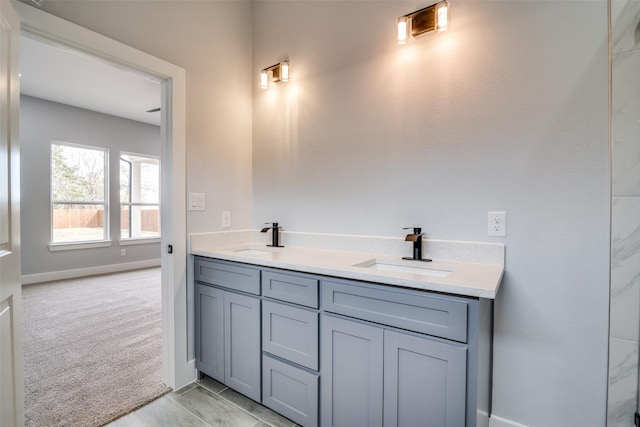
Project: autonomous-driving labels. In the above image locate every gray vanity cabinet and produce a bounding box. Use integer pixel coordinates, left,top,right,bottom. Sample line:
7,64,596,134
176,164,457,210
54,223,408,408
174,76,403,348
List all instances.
224,290,261,401
194,283,261,401
194,283,224,381
262,354,319,427
194,258,261,402
262,300,318,370
194,257,492,427
321,314,384,427
320,314,468,427
321,278,474,427
383,330,467,427
261,269,320,427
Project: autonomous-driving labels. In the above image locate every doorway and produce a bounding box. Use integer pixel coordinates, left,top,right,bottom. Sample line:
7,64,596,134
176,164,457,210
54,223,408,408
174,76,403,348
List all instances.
19,33,166,424
14,0,191,405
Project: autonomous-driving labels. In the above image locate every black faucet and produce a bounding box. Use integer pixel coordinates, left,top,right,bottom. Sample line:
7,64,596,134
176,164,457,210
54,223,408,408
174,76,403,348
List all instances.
260,222,284,247
402,227,431,262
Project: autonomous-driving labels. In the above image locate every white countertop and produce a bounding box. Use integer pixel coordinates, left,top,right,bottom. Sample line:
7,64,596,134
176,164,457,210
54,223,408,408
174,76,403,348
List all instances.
190,230,505,299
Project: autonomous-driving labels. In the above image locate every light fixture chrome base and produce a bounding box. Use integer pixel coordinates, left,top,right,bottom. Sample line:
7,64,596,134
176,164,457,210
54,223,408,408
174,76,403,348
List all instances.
397,0,448,44
406,4,439,36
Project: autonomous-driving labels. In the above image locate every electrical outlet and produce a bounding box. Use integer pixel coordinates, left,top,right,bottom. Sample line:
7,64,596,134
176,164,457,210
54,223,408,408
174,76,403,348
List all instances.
488,211,507,237
221,211,231,228
120,248,126,256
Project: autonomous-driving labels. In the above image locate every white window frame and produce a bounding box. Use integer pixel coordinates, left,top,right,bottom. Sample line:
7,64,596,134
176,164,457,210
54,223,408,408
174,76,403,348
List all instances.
119,151,160,243
49,141,110,251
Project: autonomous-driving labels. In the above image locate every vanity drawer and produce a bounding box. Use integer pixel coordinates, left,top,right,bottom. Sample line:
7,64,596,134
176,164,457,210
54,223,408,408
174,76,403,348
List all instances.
262,354,319,427
321,280,468,342
262,300,319,370
194,258,260,295
262,270,319,308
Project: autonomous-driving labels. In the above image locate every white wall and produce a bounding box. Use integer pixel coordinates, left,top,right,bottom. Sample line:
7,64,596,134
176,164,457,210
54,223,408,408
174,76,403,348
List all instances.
34,0,254,235
253,1,610,426
20,95,161,276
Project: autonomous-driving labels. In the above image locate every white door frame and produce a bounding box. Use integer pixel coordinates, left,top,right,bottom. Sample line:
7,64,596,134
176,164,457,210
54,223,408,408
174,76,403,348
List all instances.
14,1,194,389
1,1,23,425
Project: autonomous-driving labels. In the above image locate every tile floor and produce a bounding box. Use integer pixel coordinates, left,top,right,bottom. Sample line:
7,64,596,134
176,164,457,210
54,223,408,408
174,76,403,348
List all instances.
106,375,298,427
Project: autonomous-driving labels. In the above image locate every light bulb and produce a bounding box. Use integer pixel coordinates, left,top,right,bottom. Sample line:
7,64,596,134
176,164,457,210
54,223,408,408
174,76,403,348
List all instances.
280,62,289,82
436,2,448,31
260,70,269,89
397,16,410,45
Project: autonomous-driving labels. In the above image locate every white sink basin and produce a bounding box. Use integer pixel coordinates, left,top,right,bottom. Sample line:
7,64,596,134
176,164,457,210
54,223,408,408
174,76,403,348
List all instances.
354,259,452,278
233,248,273,255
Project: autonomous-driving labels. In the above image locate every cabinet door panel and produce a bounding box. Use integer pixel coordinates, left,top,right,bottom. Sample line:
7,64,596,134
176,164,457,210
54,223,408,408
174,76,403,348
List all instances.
262,270,319,308
321,315,383,427
263,300,318,370
225,291,261,401
195,284,224,382
384,330,467,427
195,257,260,295
262,355,319,427
322,280,468,342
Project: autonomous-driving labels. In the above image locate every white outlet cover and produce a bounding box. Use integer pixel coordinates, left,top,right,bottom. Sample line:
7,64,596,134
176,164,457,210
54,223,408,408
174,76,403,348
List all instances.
488,211,507,237
222,211,231,228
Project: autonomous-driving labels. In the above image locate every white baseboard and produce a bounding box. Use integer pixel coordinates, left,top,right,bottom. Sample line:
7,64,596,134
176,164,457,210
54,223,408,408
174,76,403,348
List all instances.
490,415,529,427
185,358,197,388
21,259,161,285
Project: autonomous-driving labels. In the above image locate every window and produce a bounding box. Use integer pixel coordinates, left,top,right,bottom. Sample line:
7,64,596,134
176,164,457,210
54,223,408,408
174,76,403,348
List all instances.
120,153,160,240
51,142,108,243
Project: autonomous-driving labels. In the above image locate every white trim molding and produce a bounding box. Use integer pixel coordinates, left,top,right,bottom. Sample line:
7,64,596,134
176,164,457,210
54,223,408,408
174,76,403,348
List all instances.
21,259,161,285
119,238,161,246
48,240,112,251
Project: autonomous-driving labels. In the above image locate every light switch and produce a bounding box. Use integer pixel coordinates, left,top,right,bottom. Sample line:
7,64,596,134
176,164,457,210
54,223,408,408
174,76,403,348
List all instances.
188,193,205,211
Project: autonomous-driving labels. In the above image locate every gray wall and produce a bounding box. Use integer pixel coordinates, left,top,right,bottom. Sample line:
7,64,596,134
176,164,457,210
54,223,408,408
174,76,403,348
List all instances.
20,95,161,275
34,0,254,235
252,2,609,426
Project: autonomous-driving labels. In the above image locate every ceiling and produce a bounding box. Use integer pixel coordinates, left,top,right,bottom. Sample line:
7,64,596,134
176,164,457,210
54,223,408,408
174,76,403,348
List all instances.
20,35,162,126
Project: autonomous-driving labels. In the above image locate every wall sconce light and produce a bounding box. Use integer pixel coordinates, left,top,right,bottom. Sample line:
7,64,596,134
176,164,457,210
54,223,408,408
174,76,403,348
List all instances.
397,1,449,45
260,61,290,89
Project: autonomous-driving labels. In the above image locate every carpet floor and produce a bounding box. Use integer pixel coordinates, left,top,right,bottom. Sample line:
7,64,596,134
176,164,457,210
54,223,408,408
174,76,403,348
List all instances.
22,268,170,427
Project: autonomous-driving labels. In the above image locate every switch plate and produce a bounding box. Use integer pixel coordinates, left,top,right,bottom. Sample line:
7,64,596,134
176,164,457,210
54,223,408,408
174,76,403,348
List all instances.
120,249,126,256
188,193,205,211
488,211,507,237
222,211,231,228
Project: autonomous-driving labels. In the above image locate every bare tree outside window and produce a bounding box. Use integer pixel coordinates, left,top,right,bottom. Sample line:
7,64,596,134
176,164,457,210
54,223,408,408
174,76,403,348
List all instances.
51,142,107,243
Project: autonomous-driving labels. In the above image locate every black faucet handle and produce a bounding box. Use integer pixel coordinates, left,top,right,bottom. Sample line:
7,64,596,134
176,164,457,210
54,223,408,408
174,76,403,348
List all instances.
403,227,422,235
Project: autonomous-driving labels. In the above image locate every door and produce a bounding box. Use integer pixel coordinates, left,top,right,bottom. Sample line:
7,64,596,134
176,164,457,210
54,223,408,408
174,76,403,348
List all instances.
383,330,467,427
225,291,261,401
321,315,383,427
0,1,23,426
